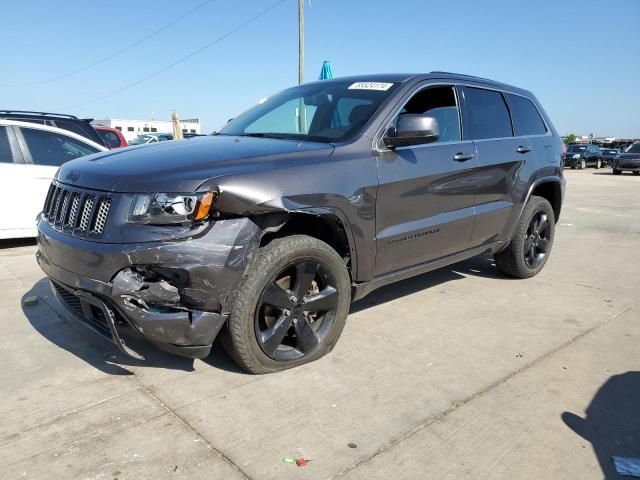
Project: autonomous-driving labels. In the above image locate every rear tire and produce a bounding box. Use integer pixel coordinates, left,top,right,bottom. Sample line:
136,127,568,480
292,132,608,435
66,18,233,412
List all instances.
596,159,602,169
634,171,640,176
223,235,351,374
494,196,555,279
580,159,586,169
613,169,621,175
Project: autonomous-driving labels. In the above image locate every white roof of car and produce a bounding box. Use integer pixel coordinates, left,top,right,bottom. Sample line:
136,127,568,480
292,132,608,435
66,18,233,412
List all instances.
0,118,107,151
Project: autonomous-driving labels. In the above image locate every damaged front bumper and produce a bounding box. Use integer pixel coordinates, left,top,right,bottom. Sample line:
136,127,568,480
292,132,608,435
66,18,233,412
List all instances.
36,217,262,359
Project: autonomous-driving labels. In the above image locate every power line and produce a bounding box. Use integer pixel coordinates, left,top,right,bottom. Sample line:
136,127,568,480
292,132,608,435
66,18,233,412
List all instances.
63,0,286,110
13,0,216,86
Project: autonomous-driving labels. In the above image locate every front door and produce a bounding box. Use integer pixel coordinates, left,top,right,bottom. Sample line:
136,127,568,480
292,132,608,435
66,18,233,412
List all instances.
374,84,478,276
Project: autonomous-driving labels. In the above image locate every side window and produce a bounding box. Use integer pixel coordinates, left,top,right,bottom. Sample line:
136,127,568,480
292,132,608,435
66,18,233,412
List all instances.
507,94,547,136
390,85,461,143
0,127,14,163
21,128,99,167
465,87,513,140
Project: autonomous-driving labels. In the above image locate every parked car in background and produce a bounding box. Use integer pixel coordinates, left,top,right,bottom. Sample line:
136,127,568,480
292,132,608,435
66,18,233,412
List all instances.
94,125,128,149
0,119,107,239
563,144,602,169
613,142,640,175
129,133,173,145
36,73,565,373
0,110,107,148
600,148,620,167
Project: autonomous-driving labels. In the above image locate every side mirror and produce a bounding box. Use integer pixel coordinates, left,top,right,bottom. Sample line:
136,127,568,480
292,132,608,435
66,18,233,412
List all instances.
383,114,439,149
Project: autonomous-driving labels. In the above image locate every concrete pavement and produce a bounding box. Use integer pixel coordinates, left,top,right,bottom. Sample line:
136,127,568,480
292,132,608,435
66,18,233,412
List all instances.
0,169,638,479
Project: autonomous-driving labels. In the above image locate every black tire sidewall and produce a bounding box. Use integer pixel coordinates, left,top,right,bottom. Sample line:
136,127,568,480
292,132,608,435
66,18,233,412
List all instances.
511,197,555,276
225,235,351,373
495,196,556,279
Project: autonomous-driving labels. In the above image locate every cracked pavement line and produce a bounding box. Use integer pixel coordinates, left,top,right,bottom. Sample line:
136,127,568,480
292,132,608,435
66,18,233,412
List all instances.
329,303,637,479
129,375,254,480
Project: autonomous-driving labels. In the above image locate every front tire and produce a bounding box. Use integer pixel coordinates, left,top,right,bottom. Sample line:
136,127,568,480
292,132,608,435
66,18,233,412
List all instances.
613,169,622,175
596,159,602,169
223,235,351,374
634,171,640,176
494,196,555,279
580,159,586,169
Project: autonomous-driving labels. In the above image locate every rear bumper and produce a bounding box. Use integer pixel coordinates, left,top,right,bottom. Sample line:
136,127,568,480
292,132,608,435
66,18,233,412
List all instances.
36,217,263,358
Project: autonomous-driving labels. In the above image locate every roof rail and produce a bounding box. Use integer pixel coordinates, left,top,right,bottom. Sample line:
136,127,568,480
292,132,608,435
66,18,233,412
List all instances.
429,71,496,82
0,110,79,120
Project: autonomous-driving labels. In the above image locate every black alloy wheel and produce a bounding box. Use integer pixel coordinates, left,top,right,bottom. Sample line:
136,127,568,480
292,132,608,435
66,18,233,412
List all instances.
523,212,550,269
255,260,339,361
494,195,555,279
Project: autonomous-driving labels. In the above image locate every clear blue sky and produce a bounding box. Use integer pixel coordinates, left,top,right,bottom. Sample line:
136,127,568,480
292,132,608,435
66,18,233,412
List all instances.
2,0,639,137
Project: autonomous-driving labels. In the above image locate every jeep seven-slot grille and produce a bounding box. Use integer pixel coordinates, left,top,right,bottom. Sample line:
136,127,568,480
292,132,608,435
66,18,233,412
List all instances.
42,183,112,238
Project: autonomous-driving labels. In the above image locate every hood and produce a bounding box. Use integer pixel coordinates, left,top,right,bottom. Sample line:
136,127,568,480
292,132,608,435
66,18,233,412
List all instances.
56,135,334,192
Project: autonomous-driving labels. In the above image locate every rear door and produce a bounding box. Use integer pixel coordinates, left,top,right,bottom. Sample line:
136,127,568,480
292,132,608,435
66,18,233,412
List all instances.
374,83,478,276
462,86,537,246
505,92,552,171
14,126,102,231
0,126,31,237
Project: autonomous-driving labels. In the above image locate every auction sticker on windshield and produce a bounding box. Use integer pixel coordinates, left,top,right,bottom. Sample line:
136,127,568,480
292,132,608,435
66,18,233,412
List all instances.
348,82,394,91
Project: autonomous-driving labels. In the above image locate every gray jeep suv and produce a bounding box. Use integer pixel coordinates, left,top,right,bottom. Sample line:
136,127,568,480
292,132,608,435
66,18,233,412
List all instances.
36,72,565,373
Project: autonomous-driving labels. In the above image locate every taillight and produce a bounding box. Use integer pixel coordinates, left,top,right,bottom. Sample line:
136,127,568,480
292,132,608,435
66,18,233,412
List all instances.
561,142,567,155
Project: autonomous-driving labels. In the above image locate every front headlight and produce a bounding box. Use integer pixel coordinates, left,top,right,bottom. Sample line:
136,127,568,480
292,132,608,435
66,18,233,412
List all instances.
572,154,581,159
128,191,218,225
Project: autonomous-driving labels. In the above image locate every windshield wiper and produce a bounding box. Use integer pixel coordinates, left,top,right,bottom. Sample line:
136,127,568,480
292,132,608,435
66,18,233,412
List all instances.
235,133,294,140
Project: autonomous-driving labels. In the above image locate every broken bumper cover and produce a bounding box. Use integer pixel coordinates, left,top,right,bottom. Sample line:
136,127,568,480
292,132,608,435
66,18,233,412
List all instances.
36,217,262,359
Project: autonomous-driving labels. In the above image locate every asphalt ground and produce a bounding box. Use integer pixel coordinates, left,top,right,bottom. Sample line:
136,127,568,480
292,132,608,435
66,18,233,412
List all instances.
1,168,638,479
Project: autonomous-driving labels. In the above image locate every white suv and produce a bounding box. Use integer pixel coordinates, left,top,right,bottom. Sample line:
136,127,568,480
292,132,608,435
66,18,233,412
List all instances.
0,119,106,239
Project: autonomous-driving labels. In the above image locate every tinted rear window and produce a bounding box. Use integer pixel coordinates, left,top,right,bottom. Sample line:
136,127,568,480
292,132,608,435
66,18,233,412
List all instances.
98,129,121,148
508,94,547,136
465,87,513,140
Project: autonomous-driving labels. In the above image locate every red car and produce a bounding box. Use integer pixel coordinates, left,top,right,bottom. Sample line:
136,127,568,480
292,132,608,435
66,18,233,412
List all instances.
93,125,128,149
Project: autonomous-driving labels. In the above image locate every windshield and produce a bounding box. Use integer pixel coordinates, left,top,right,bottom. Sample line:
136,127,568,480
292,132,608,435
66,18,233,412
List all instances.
129,135,155,145
567,145,587,152
625,143,640,153
219,80,399,143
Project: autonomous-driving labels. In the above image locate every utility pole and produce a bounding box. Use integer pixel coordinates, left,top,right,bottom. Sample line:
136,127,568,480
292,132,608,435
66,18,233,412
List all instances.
298,0,304,85
297,0,306,132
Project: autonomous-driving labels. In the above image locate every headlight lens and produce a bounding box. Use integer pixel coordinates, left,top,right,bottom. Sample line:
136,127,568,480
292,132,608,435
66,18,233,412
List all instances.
128,191,217,225
572,154,581,159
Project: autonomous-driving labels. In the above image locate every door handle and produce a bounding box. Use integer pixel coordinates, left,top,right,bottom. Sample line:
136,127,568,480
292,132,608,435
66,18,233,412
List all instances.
453,152,474,162
516,146,531,154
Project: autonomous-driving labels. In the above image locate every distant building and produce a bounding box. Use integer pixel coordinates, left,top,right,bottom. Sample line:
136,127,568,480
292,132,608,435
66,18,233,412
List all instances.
92,117,201,141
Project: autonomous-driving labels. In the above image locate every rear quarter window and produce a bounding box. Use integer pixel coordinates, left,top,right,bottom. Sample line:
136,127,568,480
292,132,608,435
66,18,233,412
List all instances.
508,94,547,136
0,127,13,163
21,127,99,166
465,87,513,140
